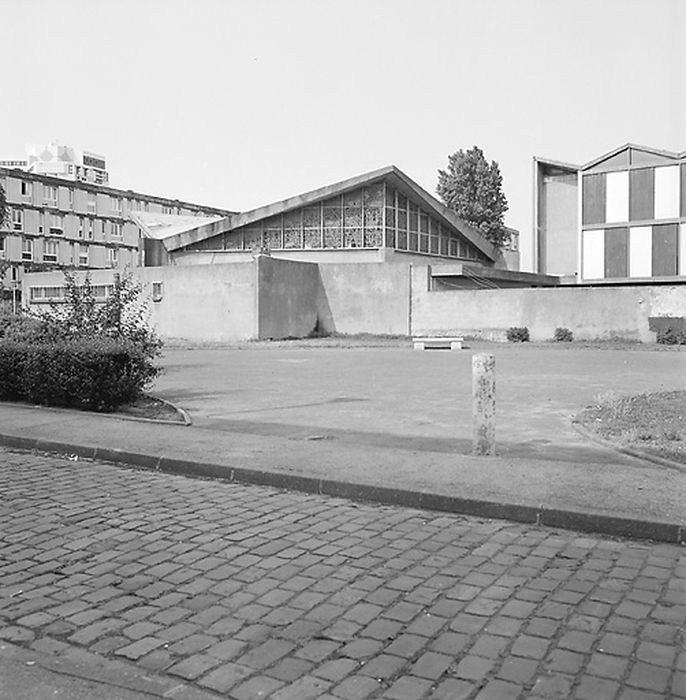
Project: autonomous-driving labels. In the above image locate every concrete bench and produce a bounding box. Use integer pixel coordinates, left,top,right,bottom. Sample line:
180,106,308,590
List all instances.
413,336,463,351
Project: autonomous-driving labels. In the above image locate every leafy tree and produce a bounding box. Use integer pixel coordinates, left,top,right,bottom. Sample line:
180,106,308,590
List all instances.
437,146,510,249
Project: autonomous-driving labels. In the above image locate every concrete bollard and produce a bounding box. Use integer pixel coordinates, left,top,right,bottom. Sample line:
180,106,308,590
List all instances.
472,353,495,455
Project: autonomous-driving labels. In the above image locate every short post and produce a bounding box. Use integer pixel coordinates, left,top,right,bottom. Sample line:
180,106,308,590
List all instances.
472,353,495,455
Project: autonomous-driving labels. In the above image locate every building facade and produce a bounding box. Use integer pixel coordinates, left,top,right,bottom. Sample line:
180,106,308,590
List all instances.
0,166,233,291
534,144,686,284
145,165,520,272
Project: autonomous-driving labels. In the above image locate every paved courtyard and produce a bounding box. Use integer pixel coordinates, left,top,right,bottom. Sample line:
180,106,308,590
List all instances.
1,447,685,699
154,344,686,461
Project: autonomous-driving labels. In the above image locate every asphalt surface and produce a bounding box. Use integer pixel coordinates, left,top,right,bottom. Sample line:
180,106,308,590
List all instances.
1,448,685,699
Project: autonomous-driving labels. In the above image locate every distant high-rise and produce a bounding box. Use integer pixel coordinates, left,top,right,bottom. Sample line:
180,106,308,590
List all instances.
0,142,109,185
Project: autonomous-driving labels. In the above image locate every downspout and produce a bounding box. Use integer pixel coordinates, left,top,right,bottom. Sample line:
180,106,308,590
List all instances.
408,263,413,337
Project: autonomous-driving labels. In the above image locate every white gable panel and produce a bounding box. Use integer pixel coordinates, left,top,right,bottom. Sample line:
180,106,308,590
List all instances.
654,165,680,219
629,226,652,278
582,229,605,280
605,171,628,223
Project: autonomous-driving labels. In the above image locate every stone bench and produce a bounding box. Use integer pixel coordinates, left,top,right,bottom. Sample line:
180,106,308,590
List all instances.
412,336,463,351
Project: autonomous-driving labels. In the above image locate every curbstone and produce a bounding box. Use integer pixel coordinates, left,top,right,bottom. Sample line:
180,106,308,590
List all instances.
0,431,683,545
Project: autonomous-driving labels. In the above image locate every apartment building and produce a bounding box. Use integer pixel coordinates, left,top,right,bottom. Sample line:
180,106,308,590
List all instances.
534,143,686,283
0,165,232,290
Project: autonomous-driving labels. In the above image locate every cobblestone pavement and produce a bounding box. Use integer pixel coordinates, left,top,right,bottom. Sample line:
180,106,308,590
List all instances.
1,448,685,699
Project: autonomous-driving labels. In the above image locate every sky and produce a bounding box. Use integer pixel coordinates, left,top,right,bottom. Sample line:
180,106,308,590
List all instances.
3,0,684,270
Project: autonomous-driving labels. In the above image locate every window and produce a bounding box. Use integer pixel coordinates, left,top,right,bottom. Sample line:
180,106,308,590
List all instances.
111,197,121,215
87,219,94,240
38,213,44,233
87,193,96,213
20,181,32,199
67,189,74,208
43,240,59,262
108,247,119,267
11,209,22,231
111,222,122,239
49,214,64,235
0,236,4,257
43,184,57,206
22,238,33,261
78,218,84,238
77,244,89,267
152,282,163,302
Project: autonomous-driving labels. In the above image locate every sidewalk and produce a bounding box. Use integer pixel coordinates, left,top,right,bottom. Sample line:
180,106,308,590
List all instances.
0,401,684,544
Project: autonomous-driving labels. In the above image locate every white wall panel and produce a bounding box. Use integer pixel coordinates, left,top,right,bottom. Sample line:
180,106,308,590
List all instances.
654,165,680,219
680,224,686,276
605,170,629,222
582,229,605,280
629,226,652,278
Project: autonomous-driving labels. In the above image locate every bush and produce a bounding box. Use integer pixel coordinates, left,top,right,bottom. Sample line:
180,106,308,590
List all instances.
656,326,686,345
553,327,573,342
0,270,163,412
35,270,162,363
506,326,529,342
0,337,159,411
0,313,44,342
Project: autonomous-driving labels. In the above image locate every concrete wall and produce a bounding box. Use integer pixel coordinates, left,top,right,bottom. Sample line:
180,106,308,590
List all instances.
317,262,410,335
23,261,686,344
23,264,258,342
256,256,319,339
412,267,686,342
538,170,578,277
139,264,256,341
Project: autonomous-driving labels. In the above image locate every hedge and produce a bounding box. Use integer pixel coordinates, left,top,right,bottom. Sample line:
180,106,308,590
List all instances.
0,337,159,411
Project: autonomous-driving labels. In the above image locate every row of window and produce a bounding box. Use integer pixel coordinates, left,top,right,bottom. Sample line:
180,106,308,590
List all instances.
30,284,115,303
6,209,124,240
0,236,123,268
582,223,686,280
14,180,203,217
583,164,684,225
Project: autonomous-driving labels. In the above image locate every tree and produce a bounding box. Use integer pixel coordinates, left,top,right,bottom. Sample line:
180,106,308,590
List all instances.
437,146,509,249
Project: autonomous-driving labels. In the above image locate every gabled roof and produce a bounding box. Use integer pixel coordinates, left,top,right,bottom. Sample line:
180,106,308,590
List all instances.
582,143,683,170
131,211,226,240
161,165,497,262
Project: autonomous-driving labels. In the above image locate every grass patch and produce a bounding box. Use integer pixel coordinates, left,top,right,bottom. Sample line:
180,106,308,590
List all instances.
117,394,186,423
575,390,686,464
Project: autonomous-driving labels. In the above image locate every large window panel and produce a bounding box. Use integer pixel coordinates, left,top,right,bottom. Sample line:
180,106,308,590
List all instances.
652,223,678,277
605,170,629,223
604,228,628,278
629,226,652,278
629,168,654,221
582,229,605,280
582,173,605,225
654,165,680,219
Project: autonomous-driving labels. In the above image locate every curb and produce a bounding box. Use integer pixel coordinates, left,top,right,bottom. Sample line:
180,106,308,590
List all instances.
1,432,684,545
572,420,686,474
0,396,191,427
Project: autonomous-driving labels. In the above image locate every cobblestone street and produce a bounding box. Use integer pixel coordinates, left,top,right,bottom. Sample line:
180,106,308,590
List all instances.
1,447,685,699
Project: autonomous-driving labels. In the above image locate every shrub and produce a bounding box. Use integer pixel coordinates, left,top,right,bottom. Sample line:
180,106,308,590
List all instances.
506,326,530,342
656,326,686,345
0,313,44,342
34,270,162,363
554,327,573,342
1,270,163,412
0,337,159,411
